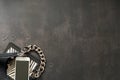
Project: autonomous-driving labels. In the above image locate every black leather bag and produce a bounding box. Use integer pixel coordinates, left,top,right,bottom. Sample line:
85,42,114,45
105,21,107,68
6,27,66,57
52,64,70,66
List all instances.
0,43,46,80
0,53,17,80
0,43,20,80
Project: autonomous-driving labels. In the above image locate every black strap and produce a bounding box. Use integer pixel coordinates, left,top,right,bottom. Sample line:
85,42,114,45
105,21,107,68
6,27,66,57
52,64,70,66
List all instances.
0,57,9,80
0,53,17,58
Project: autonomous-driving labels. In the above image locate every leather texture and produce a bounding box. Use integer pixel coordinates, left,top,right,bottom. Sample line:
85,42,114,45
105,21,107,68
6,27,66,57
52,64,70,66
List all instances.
0,43,21,80
0,58,9,80
0,43,41,80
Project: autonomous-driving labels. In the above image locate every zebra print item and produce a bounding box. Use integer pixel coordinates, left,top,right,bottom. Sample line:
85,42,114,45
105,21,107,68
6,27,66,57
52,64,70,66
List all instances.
6,45,46,80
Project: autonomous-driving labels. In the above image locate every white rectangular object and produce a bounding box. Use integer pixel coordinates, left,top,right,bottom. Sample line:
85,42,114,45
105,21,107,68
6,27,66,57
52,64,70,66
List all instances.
15,57,30,80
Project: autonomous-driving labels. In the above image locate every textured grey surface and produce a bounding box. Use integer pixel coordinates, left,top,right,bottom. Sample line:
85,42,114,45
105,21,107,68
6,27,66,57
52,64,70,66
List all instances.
0,0,119,80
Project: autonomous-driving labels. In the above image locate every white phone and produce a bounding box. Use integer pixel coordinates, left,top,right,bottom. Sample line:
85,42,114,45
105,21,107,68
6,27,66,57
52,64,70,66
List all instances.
15,57,30,80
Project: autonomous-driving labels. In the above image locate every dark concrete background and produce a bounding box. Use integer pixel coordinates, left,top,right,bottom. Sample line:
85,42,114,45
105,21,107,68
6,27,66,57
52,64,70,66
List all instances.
0,0,119,80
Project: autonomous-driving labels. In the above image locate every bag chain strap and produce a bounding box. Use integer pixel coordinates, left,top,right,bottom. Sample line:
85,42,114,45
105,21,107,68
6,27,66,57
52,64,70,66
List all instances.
19,45,46,78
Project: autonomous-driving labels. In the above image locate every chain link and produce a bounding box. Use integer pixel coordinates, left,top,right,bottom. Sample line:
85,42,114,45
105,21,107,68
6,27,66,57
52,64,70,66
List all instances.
20,45,46,78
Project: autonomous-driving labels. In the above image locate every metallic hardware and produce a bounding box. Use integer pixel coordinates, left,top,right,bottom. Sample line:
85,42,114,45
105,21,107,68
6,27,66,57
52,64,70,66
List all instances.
7,45,46,79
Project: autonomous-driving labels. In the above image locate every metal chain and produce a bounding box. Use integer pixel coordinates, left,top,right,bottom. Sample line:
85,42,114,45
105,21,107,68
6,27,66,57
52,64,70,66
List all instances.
20,45,46,78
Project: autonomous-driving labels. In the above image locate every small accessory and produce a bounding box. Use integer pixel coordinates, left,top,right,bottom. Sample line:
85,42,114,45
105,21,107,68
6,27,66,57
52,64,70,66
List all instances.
0,43,46,80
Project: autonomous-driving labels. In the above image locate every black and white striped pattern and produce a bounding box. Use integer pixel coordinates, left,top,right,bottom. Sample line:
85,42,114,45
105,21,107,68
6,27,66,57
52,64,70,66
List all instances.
6,46,38,80
6,47,18,53
6,47,19,80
